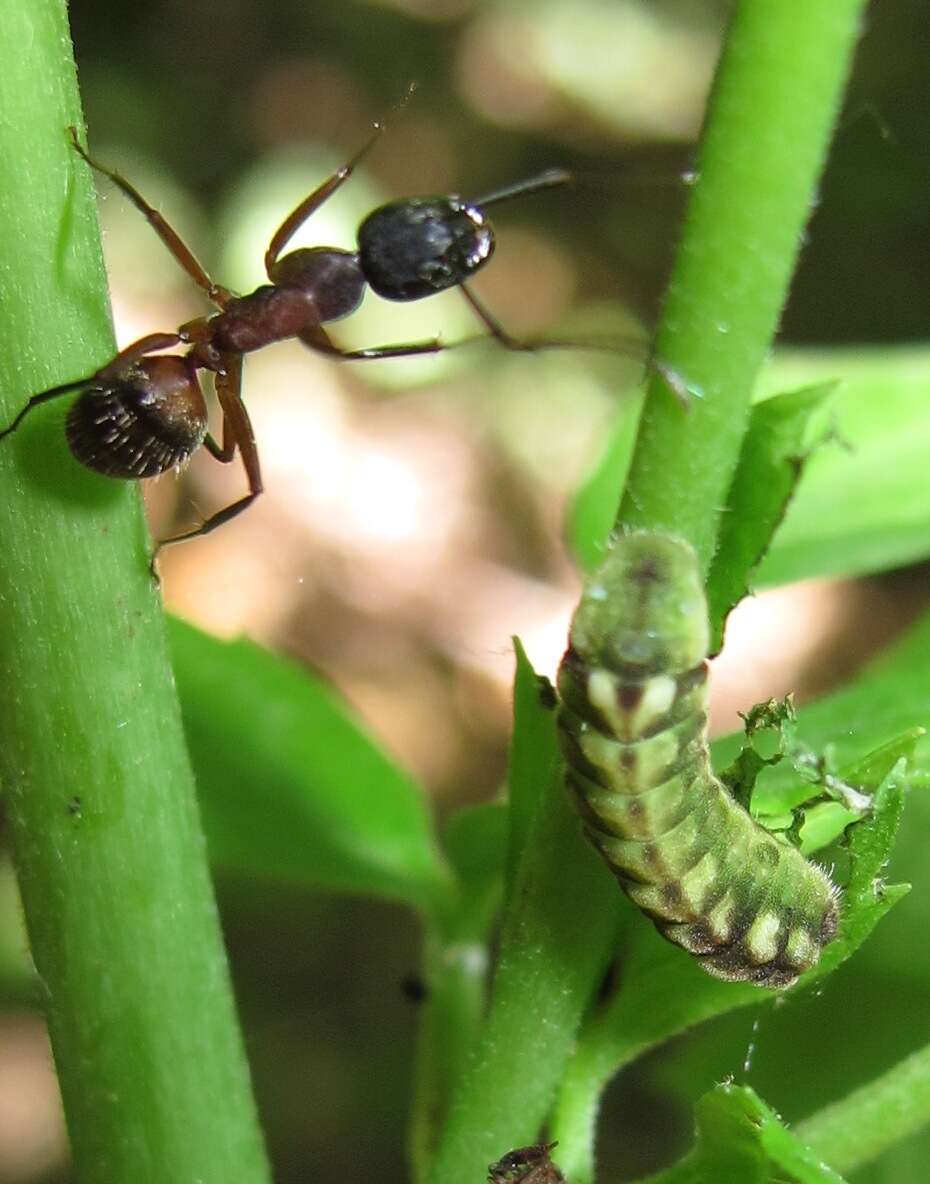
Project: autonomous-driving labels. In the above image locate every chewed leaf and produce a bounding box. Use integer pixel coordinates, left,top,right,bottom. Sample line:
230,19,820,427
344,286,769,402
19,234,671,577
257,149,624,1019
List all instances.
706,382,836,652
566,383,833,627
799,743,913,988
635,1083,847,1183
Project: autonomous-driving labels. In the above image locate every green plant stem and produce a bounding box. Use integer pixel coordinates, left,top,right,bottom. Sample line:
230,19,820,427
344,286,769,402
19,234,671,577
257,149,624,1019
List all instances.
795,1041,930,1174
555,0,868,1176
409,922,492,1183
425,767,623,1184
427,5,869,1179
0,5,270,1182
617,0,868,569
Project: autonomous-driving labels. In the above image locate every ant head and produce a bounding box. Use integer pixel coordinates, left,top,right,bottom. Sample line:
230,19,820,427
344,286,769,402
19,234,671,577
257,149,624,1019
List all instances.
356,167,572,303
357,196,494,302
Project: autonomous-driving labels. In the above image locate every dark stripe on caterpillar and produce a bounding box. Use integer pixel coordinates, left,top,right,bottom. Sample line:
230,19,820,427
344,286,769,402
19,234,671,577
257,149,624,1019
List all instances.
556,532,840,989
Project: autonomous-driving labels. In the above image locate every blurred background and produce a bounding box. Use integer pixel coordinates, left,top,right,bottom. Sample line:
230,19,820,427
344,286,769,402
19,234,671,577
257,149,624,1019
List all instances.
4,0,930,1180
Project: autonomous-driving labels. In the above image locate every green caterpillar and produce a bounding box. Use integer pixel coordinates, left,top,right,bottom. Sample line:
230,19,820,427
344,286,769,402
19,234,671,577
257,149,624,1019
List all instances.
556,533,839,988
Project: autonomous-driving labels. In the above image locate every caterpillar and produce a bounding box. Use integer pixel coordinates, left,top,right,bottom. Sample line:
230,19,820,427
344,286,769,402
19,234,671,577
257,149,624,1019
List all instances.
556,532,840,988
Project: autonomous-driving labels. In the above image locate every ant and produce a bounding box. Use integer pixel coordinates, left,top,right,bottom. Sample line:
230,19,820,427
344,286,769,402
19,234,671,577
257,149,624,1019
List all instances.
0,113,645,557
488,1144,565,1184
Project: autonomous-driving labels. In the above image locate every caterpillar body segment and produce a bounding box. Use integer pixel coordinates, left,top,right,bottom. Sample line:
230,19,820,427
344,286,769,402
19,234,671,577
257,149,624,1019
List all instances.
556,533,839,988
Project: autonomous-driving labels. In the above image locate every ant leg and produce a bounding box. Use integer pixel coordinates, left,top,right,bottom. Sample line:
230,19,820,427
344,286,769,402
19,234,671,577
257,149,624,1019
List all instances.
299,324,445,362
153,355,263,555
68,128,231,308
0,332,183,441
0,378,86,441
458,282,694,403
264,84,417,278
457,283,652,355
458,284,530,350
96,332,185,376
300,314,655,370
264,127,386,279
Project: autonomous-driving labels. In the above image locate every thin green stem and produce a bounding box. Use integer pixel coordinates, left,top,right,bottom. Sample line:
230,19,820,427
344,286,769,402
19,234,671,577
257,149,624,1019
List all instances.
409,922,493,1184
796,1041,930,1175
618,0,868,570
425,768,623,1184
0,5,270,1182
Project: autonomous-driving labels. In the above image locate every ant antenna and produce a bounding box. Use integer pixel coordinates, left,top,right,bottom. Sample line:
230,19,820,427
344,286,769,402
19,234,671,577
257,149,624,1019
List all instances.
470,167,572,210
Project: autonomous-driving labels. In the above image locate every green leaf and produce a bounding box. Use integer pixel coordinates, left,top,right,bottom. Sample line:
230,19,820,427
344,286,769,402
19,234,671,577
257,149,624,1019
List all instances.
443,801,506,942
426,650,623,1184
566,394,642,572
756,347,930,584
713,610,930,804
505,638,561,899
568,348,930,593
168,617,452,914
801,746,912,982
636,1083,846,1184
568,383,834,611
706,382,836,651
551,637,922,1181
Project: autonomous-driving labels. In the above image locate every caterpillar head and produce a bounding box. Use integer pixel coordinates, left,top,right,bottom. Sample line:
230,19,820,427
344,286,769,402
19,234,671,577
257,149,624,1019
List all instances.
570,533,709,676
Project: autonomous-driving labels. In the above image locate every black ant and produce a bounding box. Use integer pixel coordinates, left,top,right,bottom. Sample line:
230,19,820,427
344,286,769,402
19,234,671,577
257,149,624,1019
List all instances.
488,1144,565,1184
0,115,643,557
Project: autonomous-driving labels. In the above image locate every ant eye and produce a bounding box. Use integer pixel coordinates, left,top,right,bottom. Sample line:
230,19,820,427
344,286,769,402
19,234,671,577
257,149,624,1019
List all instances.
357,196,495,301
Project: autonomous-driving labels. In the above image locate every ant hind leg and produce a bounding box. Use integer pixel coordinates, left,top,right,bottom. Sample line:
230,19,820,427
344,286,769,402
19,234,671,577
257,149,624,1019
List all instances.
151,356,262,561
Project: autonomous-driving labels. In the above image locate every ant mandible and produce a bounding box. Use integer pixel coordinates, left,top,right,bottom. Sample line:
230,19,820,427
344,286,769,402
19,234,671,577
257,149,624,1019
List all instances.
0,115,598,555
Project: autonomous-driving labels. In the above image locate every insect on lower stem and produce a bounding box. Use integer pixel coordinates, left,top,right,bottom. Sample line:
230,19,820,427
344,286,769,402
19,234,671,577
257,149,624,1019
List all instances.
0,107,651,569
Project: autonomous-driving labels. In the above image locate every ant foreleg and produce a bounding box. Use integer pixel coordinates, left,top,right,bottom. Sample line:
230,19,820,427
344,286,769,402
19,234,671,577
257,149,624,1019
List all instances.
264,86,416,279
264,128,385,280
458,283,531,351
457,283,649,356
457,282,693,401
68,128,231,308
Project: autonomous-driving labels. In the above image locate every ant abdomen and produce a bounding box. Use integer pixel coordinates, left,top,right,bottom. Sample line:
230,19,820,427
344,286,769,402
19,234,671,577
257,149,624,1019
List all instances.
357,196,494,300
66,356,208,479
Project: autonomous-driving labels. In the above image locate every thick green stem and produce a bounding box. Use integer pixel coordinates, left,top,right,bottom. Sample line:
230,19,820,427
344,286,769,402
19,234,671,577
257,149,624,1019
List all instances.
0,5,270,1182
795,1041,930,1175
618,0,868,570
